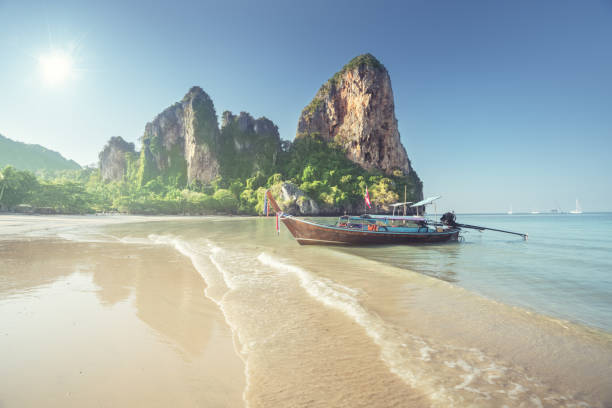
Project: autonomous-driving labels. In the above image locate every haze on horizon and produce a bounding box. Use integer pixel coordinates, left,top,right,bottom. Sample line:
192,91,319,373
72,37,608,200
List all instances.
1,0,610,213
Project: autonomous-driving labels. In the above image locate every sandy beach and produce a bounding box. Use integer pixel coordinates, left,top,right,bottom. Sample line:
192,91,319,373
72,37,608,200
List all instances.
1,214,611,407
0,235,244,407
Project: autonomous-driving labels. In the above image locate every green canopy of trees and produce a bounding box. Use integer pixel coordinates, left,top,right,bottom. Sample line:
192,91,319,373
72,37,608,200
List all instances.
0,134,421,215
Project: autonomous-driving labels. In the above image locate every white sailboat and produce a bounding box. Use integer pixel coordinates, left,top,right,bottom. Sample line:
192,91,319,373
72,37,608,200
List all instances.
570,199,583,214
507,205,513,215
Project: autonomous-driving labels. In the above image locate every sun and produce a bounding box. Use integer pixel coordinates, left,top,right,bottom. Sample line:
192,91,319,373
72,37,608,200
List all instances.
38,50,74,86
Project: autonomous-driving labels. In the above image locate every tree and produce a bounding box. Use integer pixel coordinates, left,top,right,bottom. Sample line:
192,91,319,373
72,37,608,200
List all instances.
0,166,39,209
213,189,238,213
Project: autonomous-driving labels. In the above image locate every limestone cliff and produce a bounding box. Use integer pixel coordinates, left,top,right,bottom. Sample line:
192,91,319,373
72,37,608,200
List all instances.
297,54,417,178
98,136,137,181
139,86,220,185
218,111,281,179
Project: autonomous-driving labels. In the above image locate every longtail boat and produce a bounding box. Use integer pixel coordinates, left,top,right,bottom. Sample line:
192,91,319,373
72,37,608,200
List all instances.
265,191,461,246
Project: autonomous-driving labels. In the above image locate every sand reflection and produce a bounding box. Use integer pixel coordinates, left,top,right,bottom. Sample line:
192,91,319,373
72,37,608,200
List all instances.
0,238,244,407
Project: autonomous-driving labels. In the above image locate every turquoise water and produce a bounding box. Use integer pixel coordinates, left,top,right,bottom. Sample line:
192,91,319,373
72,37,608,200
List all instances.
338,212,612,332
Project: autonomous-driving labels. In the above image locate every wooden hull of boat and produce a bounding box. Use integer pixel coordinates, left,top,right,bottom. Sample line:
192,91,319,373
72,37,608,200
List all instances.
281,216,460,246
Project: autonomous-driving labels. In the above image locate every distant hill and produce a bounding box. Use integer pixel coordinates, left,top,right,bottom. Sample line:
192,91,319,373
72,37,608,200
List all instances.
0,133,81,172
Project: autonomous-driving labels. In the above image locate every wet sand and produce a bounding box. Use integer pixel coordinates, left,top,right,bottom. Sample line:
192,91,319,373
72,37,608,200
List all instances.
1,215,611,407
0,239,244,408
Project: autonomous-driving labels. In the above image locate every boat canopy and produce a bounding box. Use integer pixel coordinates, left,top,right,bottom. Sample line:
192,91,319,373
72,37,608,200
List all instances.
366,215,426,221
410,196,441,207
340,214,426,222
389,201,413,207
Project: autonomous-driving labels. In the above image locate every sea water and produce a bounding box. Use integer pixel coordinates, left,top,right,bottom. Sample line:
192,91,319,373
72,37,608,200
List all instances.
339,212,612,332
4,213,612,407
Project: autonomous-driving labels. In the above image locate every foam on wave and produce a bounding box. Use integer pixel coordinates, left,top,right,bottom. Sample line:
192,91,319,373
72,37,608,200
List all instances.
257,252,587,408
144,234,251,406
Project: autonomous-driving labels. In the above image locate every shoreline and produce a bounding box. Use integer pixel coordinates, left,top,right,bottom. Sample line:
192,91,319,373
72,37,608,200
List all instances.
2,212,610,336
343,252,612,401
1,214,611,406
2,212,611,336
270,243,612,406
346,246,612,337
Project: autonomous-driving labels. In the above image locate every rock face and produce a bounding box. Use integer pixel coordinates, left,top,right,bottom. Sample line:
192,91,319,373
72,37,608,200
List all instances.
131,87,283,187
296,54,415,177
221,111,279,136
219,111,281,179
279,182,320,215
140,86,220,184
99,136,136,181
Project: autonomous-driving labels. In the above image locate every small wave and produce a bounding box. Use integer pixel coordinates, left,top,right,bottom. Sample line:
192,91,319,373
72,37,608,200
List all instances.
257,252,590,408
146,234,235,309
146,235,251,406
257,253,440,394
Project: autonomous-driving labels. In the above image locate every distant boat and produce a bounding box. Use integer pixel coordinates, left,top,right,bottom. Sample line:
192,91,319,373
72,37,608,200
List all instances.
550,206,565,213
570,199,583,214
530,210,540,214
507,205,513,215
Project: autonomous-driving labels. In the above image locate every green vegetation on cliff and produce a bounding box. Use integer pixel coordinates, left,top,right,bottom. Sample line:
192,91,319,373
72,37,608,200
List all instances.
329,53,385,86
192,96,219,147
278,133,421,211
217,113,280,180
138,133,189,188
301,53,386,120
302,98,325,119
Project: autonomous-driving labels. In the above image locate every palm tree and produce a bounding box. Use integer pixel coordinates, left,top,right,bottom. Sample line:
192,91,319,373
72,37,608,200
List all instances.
0,171,5,204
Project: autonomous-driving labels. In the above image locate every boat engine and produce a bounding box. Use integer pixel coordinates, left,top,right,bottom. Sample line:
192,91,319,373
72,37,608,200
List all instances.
440,212,457,227
440,211,528,239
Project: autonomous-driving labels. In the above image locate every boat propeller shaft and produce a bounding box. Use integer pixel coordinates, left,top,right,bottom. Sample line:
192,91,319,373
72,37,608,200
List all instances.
440,212,528,240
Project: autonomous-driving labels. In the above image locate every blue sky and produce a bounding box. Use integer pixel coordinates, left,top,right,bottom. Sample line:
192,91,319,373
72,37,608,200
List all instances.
1,0,611,212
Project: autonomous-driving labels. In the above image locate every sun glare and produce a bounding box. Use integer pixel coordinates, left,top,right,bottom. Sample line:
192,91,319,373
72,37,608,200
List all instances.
38,50,74,86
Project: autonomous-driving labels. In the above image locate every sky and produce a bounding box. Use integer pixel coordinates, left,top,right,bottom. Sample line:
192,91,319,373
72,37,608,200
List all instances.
1,0,611,213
